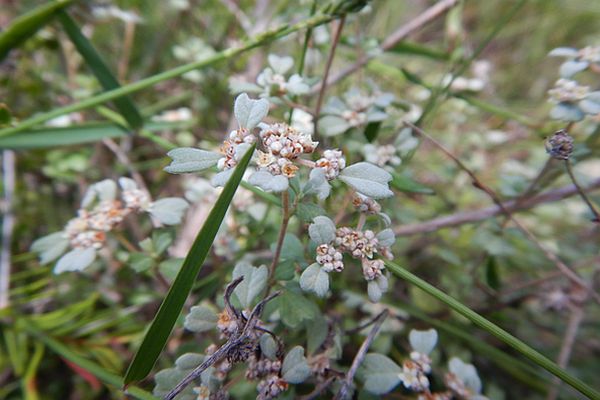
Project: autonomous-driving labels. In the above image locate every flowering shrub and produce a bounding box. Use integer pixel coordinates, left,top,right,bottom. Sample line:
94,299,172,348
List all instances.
31,178,188,273
5,2,600,400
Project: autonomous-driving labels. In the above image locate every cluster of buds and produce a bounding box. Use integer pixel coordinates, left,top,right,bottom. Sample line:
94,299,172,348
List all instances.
256,122,318,178
335,227,380,259
315,149,346,180
216,309,240,339
342,109,368,127
399,358,431,392
362,143,402,168
315,244,344,272
256,375,289,400
548,78,589,103
352,193,381,214
218,128,256,171
578,45,600,63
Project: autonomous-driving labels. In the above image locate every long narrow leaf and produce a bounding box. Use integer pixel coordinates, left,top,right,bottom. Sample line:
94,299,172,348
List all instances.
0,0,76,61
23,322,156,400
56,11,143,129
0,12,338,138
0,121,190,149
384,260,600,400
124,144,255,385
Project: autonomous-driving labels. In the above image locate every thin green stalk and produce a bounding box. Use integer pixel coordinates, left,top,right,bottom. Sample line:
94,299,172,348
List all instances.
0,13,338,138
384,260,600,400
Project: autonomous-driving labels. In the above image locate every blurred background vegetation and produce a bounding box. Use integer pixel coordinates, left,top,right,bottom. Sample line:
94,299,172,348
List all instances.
1,0,599,399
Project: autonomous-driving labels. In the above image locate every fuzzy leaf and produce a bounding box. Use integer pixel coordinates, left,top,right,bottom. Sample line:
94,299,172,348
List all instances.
550,102,584,122
449,357,482,394
54,247,96,274
211,168,234,187
148,198,189,225
277,288,317,329
409,329,438,354
367,280,383,302
175,353,205,370
268,54,294,75
282,346,311,384
234,93,269,130
295,202,326,223
376,229,395,247
360,353,402,395
164,147,222,174
303,168,331,200
184,305,218,333
248,170,289,192
260,334,278,360
319,115,351,137
232,263,268,309
559,60,589,78
308,215,336,244
31,232,70,264
339,162,393,199
299,263,329,297
548,47,579,57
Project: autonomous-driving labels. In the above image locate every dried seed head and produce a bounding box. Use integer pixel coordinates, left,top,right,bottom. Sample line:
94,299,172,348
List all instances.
546,130,573,160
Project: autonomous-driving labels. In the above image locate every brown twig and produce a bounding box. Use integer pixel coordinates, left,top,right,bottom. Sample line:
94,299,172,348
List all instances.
334,310,389,400
404,122,600,304
313,16,346,136
299,376,336,400
564,159,600,223
163,279,281,400
310,0,458,94
393,177,600,236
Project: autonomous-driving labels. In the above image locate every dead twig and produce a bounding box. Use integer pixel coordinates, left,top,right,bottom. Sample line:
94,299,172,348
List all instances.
311,0,458,94
564,159,600,223
404,122,600,304
393,177,600,236
334,310,388,400
163,278,281,400
313,16,346,136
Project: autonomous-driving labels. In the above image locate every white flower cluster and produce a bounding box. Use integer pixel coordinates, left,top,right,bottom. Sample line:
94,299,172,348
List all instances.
256,54,310,98
256,122,318,178
256,375,288,400
315,244,344,272
315,149,346,180
548,78,590,103
362,143,401,168
352,193,381,214
302,216,395,302
31,178,188,274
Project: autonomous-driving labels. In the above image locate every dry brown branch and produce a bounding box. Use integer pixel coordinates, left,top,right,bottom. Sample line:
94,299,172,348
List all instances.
394,177,600,236
163,277,280,400
313,16,346,136
334,310,389,400
404,122,600,304
310,0,459,94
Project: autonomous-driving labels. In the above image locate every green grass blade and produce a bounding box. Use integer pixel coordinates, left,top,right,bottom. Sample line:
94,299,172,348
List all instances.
384,260,600,400
56,11,143,129
123,144,255,385
0,12,336,138
391,172,435,195
387,41,449,60
0,121,190,149
23,322,157,400
0,0,76,61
